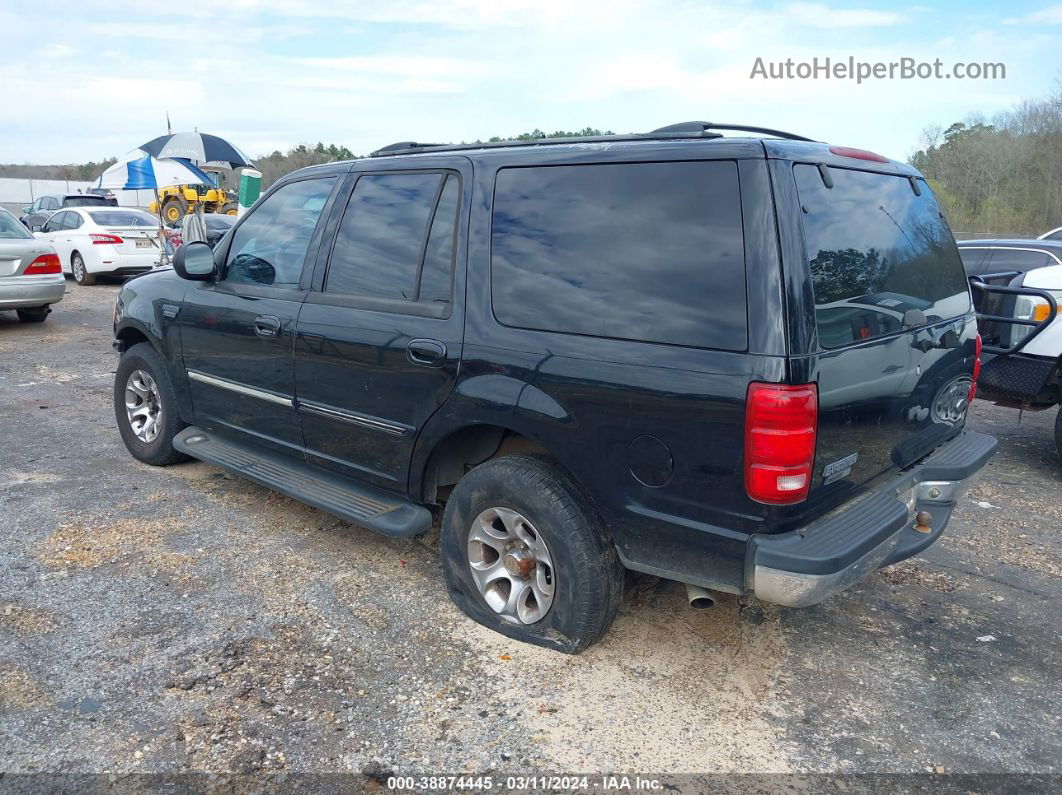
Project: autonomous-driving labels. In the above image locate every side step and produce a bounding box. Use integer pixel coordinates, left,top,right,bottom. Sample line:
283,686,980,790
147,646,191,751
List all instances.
173,427,432,538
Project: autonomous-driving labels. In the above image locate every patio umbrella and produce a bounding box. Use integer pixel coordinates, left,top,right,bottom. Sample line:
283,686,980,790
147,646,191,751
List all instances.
138,132,254,169
96,151,214,191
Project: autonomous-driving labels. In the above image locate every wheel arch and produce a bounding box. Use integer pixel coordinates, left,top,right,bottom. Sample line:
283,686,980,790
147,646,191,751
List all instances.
413,422,556,504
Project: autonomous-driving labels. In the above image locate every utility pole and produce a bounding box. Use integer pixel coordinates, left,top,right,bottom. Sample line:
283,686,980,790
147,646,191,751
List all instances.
166,112,172,135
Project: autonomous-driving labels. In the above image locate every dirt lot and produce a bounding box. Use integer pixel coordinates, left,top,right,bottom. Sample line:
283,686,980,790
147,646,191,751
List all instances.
1,280,1060,787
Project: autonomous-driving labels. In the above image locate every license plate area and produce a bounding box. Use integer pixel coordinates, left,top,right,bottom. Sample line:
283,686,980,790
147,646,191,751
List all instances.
135,238,155,249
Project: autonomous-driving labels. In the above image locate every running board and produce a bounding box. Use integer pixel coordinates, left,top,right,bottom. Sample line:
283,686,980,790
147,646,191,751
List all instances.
173,427,432,538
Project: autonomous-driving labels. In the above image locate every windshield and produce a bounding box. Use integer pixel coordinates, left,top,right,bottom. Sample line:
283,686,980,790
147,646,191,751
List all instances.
87,209,159,228
64,196,109,207
0,210,33,239
795,164,972,349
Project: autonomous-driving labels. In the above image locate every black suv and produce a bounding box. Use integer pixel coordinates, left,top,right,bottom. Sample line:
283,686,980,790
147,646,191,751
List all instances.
112,123,996,653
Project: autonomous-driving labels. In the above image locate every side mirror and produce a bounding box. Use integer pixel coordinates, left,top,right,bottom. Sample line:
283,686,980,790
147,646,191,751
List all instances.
173,242,217,281
22,206,32,214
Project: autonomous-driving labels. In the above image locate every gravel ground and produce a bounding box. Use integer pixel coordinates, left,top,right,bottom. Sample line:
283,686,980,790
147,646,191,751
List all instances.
1,280,1060,788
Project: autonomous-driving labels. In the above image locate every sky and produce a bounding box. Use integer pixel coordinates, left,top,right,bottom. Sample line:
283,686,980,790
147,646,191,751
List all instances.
1,0,1061,165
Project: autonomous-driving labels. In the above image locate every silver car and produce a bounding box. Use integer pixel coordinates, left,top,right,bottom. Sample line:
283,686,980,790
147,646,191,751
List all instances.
0,207,65,322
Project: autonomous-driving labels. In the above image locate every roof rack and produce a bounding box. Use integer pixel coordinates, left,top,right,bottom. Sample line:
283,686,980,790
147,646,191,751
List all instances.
368,121,814,157
650,121,814,141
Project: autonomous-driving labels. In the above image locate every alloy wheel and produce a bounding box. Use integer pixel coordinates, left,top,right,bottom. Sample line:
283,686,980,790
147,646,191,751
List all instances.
467,507,555,625
125,369,163,443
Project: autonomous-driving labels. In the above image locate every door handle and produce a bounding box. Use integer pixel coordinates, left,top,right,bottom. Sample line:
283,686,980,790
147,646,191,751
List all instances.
254,315,282,338
406,338,447,367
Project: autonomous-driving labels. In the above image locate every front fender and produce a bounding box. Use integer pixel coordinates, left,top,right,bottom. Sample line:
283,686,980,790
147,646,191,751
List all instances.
114,270,193,423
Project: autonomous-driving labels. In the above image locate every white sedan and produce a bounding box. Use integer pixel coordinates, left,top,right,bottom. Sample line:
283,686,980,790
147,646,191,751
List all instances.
34,207,164,285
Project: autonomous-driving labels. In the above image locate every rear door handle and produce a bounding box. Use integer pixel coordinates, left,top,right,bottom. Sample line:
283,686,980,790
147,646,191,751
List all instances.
406,338,446,367
254,315,282,338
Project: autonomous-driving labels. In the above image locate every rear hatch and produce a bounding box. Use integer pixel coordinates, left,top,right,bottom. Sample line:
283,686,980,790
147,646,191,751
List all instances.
790,161,977,511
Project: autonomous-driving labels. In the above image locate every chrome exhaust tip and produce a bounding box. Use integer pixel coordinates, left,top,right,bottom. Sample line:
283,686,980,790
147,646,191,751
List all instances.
684,582,716,609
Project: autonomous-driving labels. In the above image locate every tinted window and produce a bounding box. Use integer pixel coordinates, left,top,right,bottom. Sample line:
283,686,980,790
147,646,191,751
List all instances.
985,248,1052,274
205,215,236,231
63,195,108,207
63,212,82,230
88,210,158,227
1042,229,1062,241
795,165,971,348
958,247,988,274
326,173,441,299
42,197,59,211
491,161,747,350
224,177,335,287
0,211,32,239
419,175,459,304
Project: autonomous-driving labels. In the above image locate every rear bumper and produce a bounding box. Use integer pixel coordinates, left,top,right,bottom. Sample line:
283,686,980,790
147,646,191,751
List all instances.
0,275,66,309
749,430,997,607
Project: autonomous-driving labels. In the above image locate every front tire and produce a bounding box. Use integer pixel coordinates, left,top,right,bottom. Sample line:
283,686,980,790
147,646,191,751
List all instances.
114,342,190,466
161,196,188,224
17,306,49,323
441,454,624,654
71,252,95,286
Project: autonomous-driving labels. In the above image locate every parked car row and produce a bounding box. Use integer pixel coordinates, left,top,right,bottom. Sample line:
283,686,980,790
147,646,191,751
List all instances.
20,193,115,231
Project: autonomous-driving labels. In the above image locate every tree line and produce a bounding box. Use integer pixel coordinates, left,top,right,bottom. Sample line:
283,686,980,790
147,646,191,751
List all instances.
1,131,614,190
911,87,1062,238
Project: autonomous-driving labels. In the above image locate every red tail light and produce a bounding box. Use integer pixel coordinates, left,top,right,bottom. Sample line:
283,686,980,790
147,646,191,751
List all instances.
828,145,889,163
969,333,982,402
745,383,819,505
90,233,123,245
23,253,61,275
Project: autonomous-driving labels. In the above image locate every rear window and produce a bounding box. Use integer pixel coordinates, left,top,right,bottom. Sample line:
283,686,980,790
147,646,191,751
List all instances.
87,210,159,227
0,211,32,239
795,165,971,349
64,196,109,207
491,161,747,350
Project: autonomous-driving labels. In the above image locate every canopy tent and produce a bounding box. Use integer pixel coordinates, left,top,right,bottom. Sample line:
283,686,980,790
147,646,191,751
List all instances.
96,152,214,191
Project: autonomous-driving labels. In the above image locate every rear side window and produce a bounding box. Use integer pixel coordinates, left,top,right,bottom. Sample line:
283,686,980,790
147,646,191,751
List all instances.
958,247,988,274
795,165,971,348
491,161,747,350
325,171,459,305
984,248,1053,274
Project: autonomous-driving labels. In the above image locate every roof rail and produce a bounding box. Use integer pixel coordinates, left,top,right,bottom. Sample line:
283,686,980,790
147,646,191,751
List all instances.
650,121,815,142
368,121,814,157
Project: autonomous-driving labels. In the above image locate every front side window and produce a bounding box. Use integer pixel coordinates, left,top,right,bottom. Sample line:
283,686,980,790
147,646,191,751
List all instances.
795,165,971,349
491,160,747,350
42,212,67,233
224,177,336,287
325,171,459,305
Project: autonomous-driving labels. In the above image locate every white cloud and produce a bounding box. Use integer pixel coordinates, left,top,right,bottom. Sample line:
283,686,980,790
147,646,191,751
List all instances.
1004,5,1062,25
0,0,1053,165
782,3,905,28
